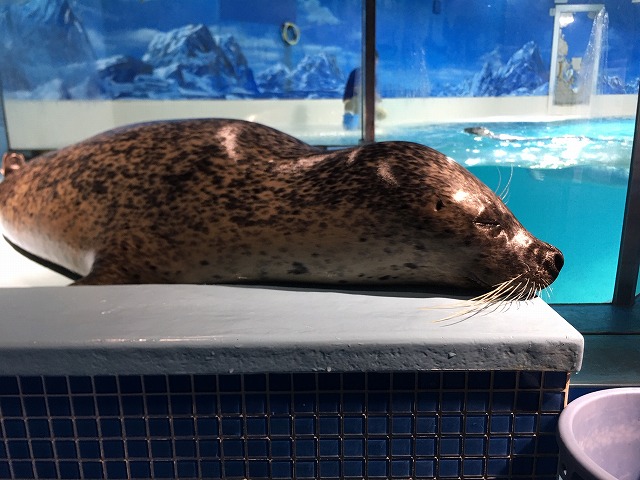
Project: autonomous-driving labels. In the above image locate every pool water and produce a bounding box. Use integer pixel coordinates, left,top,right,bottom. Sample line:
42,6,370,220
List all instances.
308,118,635,303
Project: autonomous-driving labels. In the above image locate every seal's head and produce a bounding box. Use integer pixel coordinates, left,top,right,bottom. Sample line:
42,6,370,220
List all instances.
464,126,494,138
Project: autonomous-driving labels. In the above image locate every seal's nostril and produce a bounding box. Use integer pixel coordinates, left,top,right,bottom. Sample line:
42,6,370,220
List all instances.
554,251,564,272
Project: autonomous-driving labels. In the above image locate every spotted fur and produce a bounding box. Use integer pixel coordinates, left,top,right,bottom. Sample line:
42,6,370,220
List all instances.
0,119,563,290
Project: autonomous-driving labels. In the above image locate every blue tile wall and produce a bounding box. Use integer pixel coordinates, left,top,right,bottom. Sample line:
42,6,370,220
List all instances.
0,371,568,479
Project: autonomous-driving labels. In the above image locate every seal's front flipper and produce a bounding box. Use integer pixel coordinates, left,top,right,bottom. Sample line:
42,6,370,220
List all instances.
1,152,26,177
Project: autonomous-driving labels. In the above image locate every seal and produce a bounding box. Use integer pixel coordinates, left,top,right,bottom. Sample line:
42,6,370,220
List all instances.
463,126,606,143
0,118,563,299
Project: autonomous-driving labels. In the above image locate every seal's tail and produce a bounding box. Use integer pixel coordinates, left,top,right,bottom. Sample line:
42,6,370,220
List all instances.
1,152,26,178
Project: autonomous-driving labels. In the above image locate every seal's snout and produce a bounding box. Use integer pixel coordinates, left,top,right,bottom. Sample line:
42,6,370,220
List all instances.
542,247,564,281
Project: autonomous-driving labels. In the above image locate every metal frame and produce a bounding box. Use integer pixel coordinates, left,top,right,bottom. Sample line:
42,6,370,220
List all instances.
361,0,376,144
613,87,640,306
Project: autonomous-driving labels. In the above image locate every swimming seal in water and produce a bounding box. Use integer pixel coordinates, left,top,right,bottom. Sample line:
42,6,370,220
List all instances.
0,119,563,299
464,126,602,143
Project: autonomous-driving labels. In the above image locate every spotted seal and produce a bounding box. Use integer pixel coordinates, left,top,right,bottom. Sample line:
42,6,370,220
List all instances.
0,119,563,298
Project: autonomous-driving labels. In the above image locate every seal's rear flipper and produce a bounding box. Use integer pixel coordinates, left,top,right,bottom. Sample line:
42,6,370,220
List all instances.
3,236,82,282
1,152,26,177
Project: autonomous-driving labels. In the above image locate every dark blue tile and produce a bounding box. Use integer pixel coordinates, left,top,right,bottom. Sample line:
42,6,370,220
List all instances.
491,391,515,411
4,419,27,438
168,375,192,393
318,416,339,435
245,417,266,436
20,376,44,394
59,461,81,479
0,396,22,416
31,440,54,459
0,376,19,394
68,377,93,394
392,415,412,434
55,440,77,459
81,461,103,478
292,393,316,414
519,371,542,389
121,395,144,416
218,375,241,393
342,372,366,391
318,393,340,413
100,418,122,437
391,392,413,412
144,375,167,394
319,438,339,457
511,455,534,475
468,371,491,389
153,460,175,478
343,415,364,435
343,459,363,477
244,373,267,391
538,414,559,434
170,394,194,415
465,414,487,434
269,417,290,436
367,459,388,477
269,373,292,391
148,418,171,437
200,460,221,478
35,461,57,479
0,443,5,459
488,436,510,456
43,376,68,395
96,395,120,416
544,371,569,389
441,415,462,434
295,438,315,457
442,391,464,412
94,375,118,394
219,395,241,414
487,457,510,476
463,458,484,476
442,371,465,389
367,416,387,435
417,372,441,390
197,417,219,436
47,397,71,417
294,416,315,435
151,439,173,458
199,439,220,458
439,458,460,477
195,394,217,415
103,439,125,459
247,439,268,457
296,460,316,478
367,392,389,413
513,436,535,454
12,461,35,479
177,460,198,478
317,372,341,391
118,375,143,394
271,439,291,457
77,418,99,437
440,437,461,456
23,396,47,416
368,372,391,391
490,415,512,434
467,391,490,411
146,395,169,415
224,460,245,477
193,375,217,393
271,460,292,478
493,371,517,389
536,455,560,475
416,392,438,411
8,440,31,459
392,372,415,390
367,438,387,457
27,418,50,438
223,439,244,457
391,438,411,456
79,440,101,459
51,419,75,438
542,391,565,412
105,461,127,479
464,437,485,456
123,418,145,437
343,393,365,413
126,439,148,458
175,439,196,458
319,460,339,477
415,437,436,456
0,462,9,478
292,373,316,391
249,460,269,478
514,414,537,433
537,433,559,454
129,461,151,478
270,394,292,414
391,459,411,477
416,415,437,434
72,396,95,416
415,459,435,477
516,391,540,412
246,394,268,414
173,417,195,437
343,438,364,457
